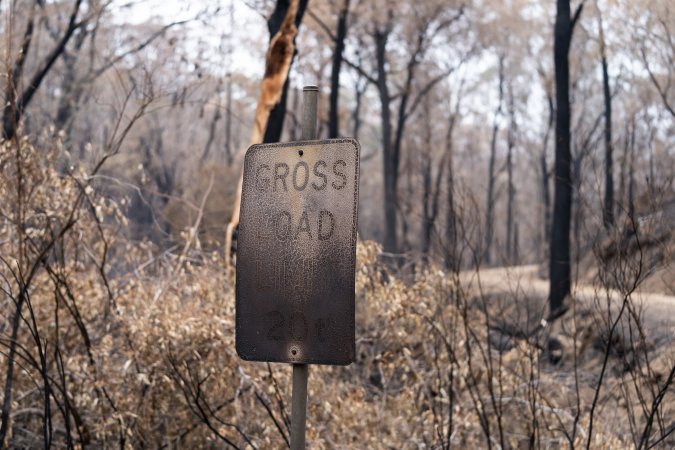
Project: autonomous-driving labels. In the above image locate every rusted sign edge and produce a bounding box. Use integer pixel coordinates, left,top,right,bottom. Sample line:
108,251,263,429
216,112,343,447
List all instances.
235,138,360,365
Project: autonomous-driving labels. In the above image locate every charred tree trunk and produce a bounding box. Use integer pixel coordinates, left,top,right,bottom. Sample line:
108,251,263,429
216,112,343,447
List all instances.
506,84,516,264
572,152,584,259
445,109,459,271
375,12,439,255
628,118,636,221
514,222,520,264
352,78,365,140
484,55,504,265
202,107,221,162
288,86,298,141
201,81,223,162
54,21,90,136
55,50,79,132
0,291,27,446
328,0,350,138
421,156,433,257
374,29,397,254
421,101,434,259
2,2,36,140
402,145,414,254
618,117,633,216
224,73,233,165
540,94,554,253
599,13,614,229
224,1,234,165
351,43,367,141
2,0,84,141
421,106,446,266
549,0,583,318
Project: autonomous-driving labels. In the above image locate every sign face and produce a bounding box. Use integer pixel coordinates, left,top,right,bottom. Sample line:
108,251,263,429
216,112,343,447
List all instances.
236,139,360,365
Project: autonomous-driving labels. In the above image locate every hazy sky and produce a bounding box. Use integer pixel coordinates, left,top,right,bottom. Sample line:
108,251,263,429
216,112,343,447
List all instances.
113,0,547,136
118,0,268,78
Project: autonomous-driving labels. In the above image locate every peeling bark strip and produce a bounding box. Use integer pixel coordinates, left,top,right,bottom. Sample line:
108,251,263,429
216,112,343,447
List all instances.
252,0,300,145
225,0,302,270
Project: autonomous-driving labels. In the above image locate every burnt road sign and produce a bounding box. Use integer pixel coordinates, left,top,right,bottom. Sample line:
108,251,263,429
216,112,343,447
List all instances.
236,138,360,365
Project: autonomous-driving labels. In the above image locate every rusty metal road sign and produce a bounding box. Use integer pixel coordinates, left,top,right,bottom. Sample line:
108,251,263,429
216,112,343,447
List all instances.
236,138,360,365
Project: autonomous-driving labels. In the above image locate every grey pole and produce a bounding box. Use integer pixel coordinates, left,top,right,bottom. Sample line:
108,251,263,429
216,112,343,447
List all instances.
290,363,309,450
301,85,318,141
290,85,318,450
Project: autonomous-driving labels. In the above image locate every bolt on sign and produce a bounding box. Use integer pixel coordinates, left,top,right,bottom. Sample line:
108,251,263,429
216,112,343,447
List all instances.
236,139,360,365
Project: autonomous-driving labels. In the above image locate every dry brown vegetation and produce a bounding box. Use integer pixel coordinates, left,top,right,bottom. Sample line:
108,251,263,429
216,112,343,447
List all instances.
1,0,674,448
1,138,673,449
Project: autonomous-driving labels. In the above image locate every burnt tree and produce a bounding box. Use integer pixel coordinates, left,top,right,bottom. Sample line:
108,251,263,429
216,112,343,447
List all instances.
262,0,309,143
444,85,462,271
2,0,84,141
541,93,554,251
598,9,614,229
329,0,351,138
373,7,464,254
549,0,583,318
225,0,308,269
420,97,446,262
484,54,505,265
316,4,465,255
506,81,517,264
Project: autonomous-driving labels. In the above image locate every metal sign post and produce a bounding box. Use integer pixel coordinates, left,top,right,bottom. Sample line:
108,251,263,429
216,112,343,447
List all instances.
289,85,317,450
236,85,359,449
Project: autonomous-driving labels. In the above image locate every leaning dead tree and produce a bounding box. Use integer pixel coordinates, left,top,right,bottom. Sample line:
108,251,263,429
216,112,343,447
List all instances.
225,0,306,270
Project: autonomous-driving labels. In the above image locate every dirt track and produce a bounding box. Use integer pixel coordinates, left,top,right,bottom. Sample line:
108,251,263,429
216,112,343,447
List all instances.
459,265,675,344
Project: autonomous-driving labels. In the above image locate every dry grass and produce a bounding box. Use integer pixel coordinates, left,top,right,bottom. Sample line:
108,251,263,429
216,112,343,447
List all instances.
0,139,673,449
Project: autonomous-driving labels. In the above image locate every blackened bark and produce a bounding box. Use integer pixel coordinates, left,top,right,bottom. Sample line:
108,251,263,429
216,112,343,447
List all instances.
289,86,300,141
618,118,632,214
374,30,397,254
263,0,309,143
352,80,364,140
224,0,234,165
360,7,458,256
549,0,582,317
420,101,434,258
2,0,84,141
55,28,88,133
225,73,233,165
484,55,504,265
572,151,584,258
506,84,516,264
541,94,554,251
201,104,221,162
328,0,350,138
55,52,78,131
388,55,418,254
2,1,36,140
0,293,26,446
402,146,414,253
599,16,614,229
514,222,520,263
628,118,636,220
421,153,433,256
445,110,458,271
351,43,367,141
201,80,223,162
